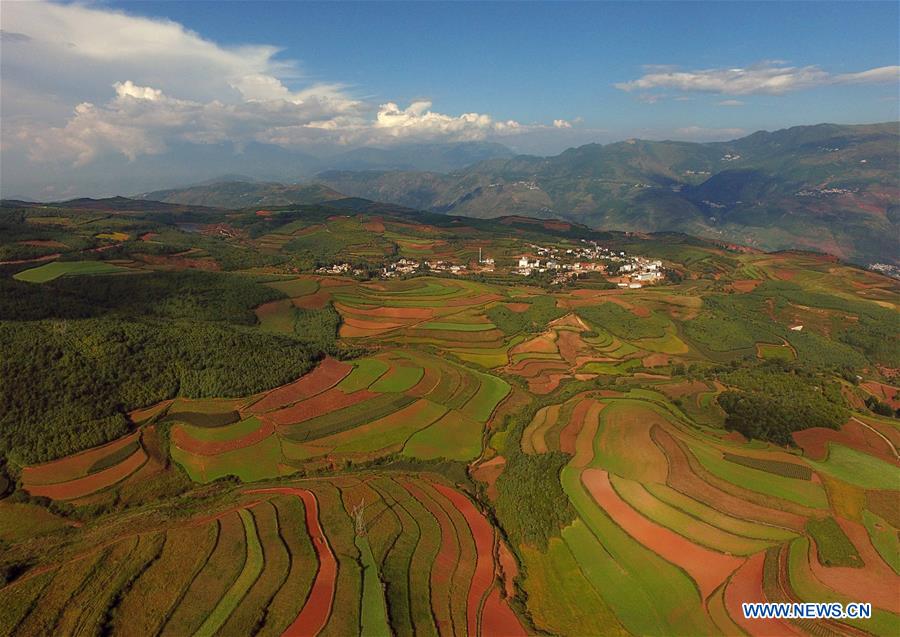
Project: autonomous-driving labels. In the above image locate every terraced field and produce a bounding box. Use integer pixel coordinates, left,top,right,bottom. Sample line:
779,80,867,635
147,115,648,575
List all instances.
3,208,899,637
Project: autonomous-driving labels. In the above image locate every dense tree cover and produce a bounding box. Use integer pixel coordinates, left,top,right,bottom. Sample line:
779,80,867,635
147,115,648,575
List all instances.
495,450,574,549
0,270,339,467
575,302,668,340
0,319,321,466
716,360,849,446
487,296,566,336
0,271,282,323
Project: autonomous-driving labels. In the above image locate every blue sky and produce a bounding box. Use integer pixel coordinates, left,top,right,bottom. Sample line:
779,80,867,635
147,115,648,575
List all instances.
1,1,898,197
104,0,900,136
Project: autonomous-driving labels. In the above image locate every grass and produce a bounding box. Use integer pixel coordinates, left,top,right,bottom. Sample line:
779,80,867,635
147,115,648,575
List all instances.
0,503,69,542
722,452,812,480
172,434,283,483
370,365,424,393
460,371,509,422
862,510,900,575
13,260,130,283
644,482,798,542
560,413,716,635
195,509,264,637
688,440,830,509
334,399,448,453
519,537,629,637
260,495,318,636
806,517,863,568
610,474,775,555
356,535,391,637
787,536,899,636
757,342,796,360
178,416,263,443
86,440,141,473
0,570,54,637
808,443,900,490
338,358,390,392
420,321,497,332
403,410,484,461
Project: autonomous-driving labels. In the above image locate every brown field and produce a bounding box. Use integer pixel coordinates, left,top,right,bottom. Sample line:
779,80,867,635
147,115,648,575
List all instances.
172,419,275,456
271,388,376,427
250,358,351,413
22,430,142,486
793,419,898,464
725,553,802,636
26,447,147,500
653,428,808,531
583,469,743,600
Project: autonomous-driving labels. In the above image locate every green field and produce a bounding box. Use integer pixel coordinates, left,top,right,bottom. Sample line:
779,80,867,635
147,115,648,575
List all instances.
13,260,131,282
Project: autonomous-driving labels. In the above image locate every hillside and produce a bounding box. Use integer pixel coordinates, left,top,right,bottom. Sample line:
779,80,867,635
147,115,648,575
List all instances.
1,197,899,636
318,122,900,265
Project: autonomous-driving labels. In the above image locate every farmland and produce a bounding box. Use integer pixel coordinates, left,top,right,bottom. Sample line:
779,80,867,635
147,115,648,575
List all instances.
1,199,899,635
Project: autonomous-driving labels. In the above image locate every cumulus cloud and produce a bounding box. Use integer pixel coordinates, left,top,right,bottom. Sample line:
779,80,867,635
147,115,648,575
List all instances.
616,62,900,95
553,119,573,128
1,1,567,168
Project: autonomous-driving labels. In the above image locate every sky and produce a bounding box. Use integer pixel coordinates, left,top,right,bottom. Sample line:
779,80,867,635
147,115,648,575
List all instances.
1,0,898,199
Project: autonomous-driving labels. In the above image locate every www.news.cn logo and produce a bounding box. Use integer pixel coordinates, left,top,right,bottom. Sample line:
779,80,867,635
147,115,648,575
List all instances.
743,602,872,620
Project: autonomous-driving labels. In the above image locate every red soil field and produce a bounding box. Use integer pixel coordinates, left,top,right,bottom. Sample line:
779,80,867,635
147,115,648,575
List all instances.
271,389,376,427
22,430,142,486
510,333,558,356
246,487,337,636
507,359,568,378
292,290,333,309
26,448,147,500
558,399,602,455
584,469,743,600
433,483,495,637
529,373,568,395
605,296,651,318
793,419,898,464
341,316,406,331
471,455,505,501
334,303,432,320
659,380,710,400
128,399,174,423
497,539,519,597
725,552,803,637
556,330,590,365
809,518,900,613
503,302,530,313
402,480,459,635
861,381,900,409
408,364,442,397
481,587,527,637
653,428,808,531
442,293,504,308
171,419,275,456
363,219,385,232
250,358,351,413
731,279,763,293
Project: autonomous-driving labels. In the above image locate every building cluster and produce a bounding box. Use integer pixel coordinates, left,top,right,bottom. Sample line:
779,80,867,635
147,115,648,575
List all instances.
795,187,858,197
315,262,366,277
869,263,900,280
513,240,665,288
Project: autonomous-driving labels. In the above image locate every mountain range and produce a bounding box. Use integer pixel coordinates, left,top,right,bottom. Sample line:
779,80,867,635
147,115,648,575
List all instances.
131,122,898,265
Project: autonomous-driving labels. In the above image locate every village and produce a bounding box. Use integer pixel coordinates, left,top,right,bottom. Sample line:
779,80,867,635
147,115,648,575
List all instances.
316,239,666,288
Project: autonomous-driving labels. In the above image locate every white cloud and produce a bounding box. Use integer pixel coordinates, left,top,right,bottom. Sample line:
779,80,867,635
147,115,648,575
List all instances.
1,1,567,168
716,99,744,107
616,62,900,95
553,119,573,128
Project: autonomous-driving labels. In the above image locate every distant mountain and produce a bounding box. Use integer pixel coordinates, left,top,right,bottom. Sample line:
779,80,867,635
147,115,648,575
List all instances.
2,196,222,214
317,122,900,264
137,182,346,209
326,141,514,172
